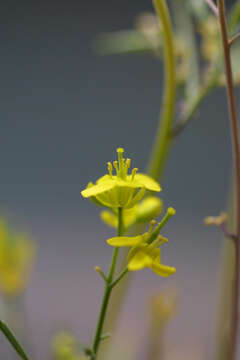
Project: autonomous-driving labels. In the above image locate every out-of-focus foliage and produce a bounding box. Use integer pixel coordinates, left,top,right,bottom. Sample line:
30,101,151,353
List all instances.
52,332,87,360
0,219,35,295
95,0,240,136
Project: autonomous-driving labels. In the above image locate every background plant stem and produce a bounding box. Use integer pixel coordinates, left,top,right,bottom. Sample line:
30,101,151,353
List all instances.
217,0,240,358
147,0,176,180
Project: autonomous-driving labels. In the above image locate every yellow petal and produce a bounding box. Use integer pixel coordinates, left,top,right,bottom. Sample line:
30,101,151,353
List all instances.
96,174,112,183
134,174,161,192
122,208,137,228
81,180,115,198
100,211,118,228
107,235,143,247
136,196,163,222
128,249,152,271
151,262,176,277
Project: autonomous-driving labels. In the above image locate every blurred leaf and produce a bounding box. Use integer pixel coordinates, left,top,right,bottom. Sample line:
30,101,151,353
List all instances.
94,30,161,55
0,320,28,360
185,0,209,20
229,1,240,34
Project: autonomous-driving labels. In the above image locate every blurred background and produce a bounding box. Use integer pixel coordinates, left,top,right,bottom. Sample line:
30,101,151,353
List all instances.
0,0,237,359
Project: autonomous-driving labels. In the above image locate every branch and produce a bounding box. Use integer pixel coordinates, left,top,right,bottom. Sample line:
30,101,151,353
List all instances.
217,0,240,359
229,33,240,47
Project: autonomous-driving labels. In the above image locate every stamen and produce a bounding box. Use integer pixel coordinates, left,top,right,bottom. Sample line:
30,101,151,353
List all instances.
147,208,176,245
156,235,168,245
113,161,119,175
150,235,168,248
131,168,138,180
117,148,124,178
148,219,157,233
108,162,113,178
125,158,131,173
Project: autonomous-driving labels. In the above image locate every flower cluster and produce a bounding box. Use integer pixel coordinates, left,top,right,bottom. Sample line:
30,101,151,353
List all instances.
107,208,176,277
81,148,175,278
81,148,161,209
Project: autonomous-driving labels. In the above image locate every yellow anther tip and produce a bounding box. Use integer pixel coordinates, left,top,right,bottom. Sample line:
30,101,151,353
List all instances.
95,266,101,272
117,147,124,153
158,235,168,243
167,207,176,216
150,219,157,226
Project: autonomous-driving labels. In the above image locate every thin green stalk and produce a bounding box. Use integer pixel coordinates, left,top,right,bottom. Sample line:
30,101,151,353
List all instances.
110,268,128,289
0,320,29,360
147,0,176,180
92,208,123,359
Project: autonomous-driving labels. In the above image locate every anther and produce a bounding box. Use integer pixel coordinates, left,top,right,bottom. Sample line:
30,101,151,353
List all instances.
157,235,168,244
148,219,157,233
113,161,119,175
108,162,113,177
125,159,131,173
131,168,138,180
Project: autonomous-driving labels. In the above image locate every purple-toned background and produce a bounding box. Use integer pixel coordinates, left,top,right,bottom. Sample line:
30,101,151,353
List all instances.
0,0,237,359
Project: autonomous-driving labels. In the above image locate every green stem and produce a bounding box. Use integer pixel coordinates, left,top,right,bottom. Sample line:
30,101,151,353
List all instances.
147,0,176,180
0,320,29,360
110,268,128,289
92,208,123,359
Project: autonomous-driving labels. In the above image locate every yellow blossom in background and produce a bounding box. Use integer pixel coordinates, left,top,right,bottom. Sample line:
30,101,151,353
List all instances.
52,332,86,360
100,196,163,229
150,289,177,326
81,148,161,209
0,219,35,295
204,212,227,226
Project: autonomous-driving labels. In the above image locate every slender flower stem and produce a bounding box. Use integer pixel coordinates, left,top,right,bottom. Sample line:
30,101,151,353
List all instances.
147,0,176,180
0,320,29,360
217,1,240,359
92,208,123,360
110,268,128,289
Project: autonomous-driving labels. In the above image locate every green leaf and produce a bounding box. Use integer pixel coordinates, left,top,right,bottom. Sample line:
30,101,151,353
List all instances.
0,320,29,360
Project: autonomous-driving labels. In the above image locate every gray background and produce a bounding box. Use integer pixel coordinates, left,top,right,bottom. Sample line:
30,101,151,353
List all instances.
0,0,237,359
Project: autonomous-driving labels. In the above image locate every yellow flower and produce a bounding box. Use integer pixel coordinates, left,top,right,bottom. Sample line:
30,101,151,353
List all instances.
81,148,161,209
204,212,227,226
127,243,175,277
0,220,35,295
107,208,176,277
52,332,86,360
150,288,177,325
100,196,163,229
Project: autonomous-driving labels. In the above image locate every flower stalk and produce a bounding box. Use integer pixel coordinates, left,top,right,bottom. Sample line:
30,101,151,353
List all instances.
91,208,124,360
